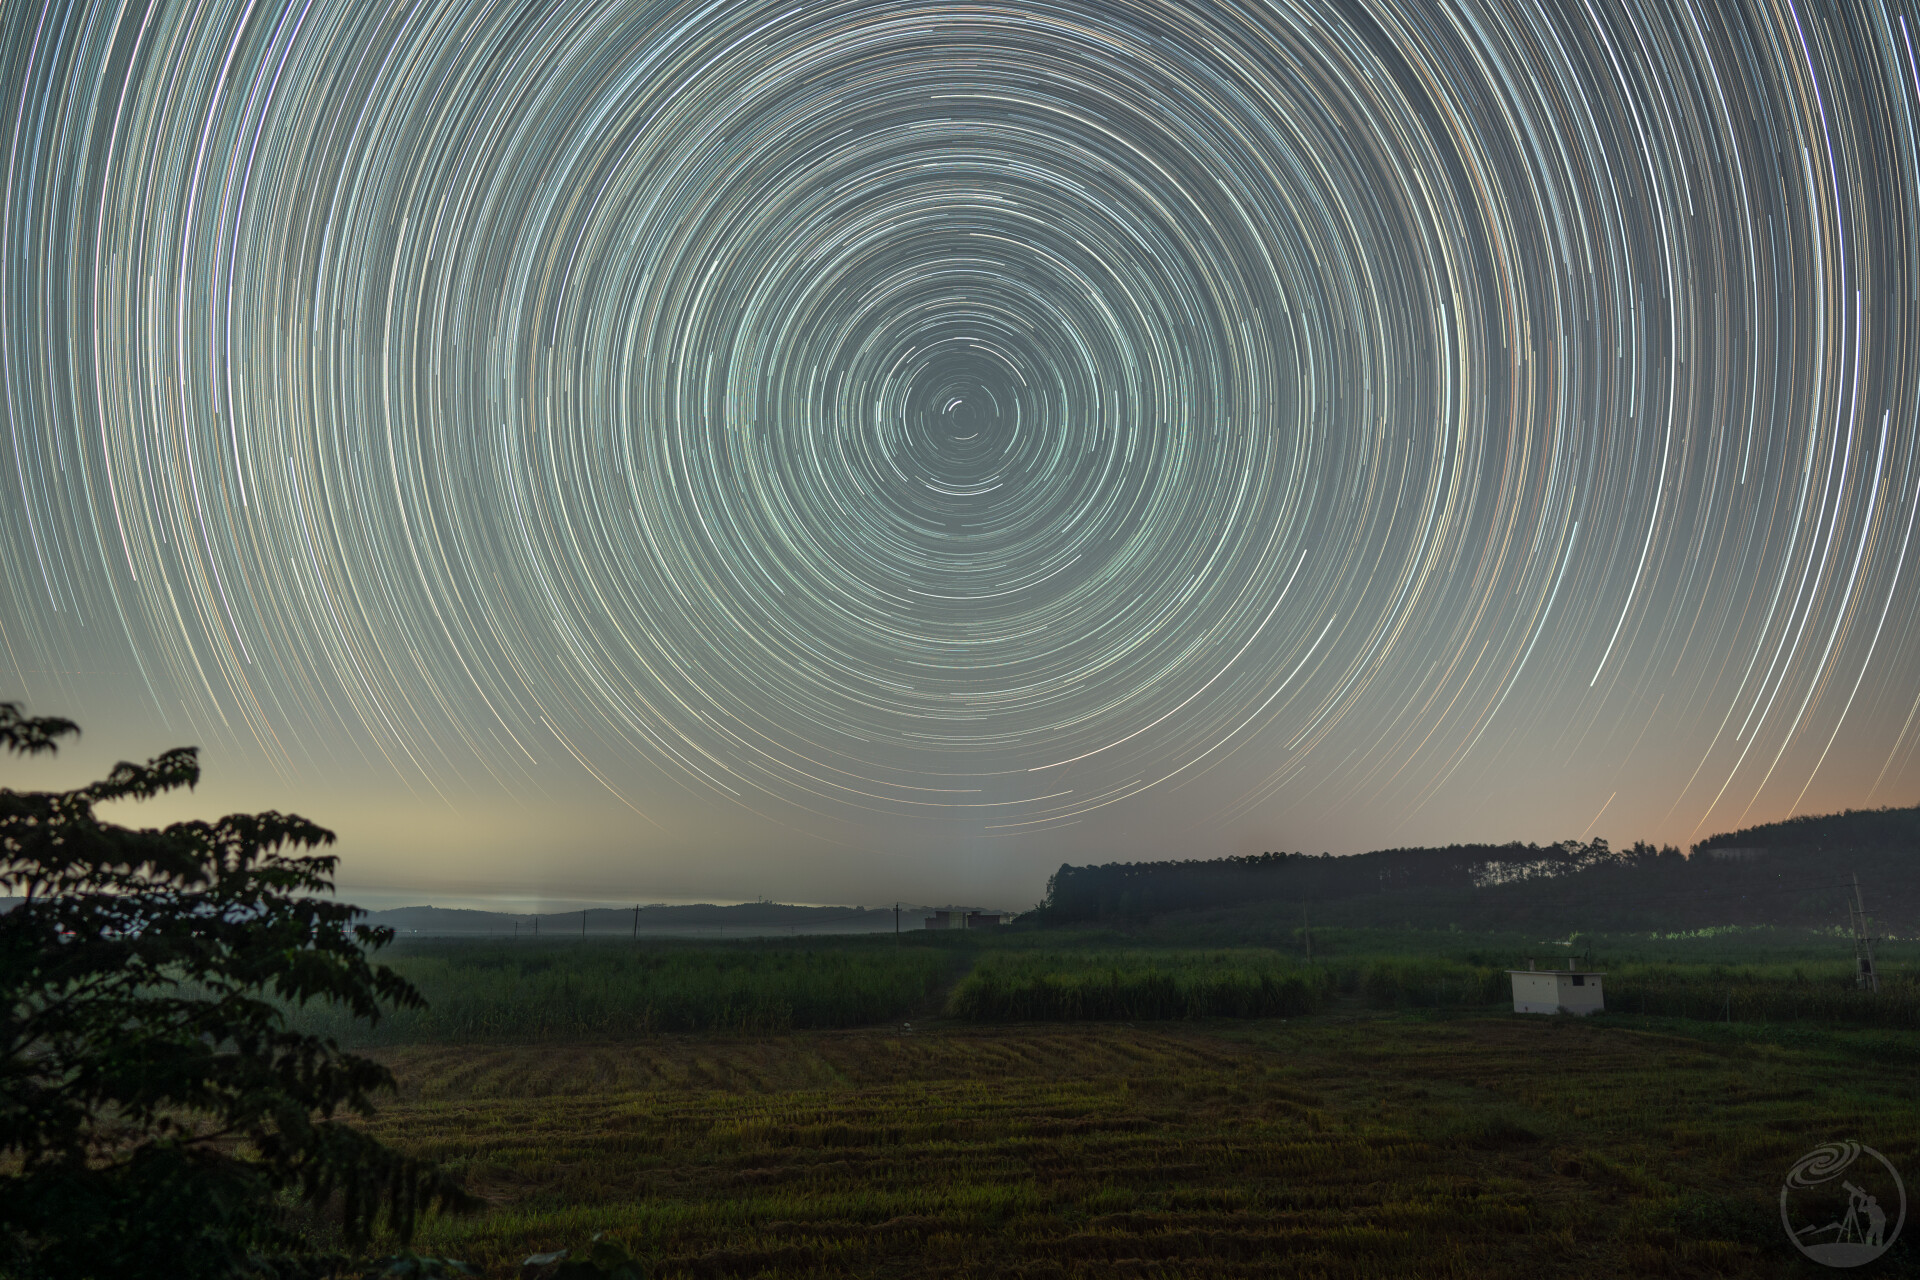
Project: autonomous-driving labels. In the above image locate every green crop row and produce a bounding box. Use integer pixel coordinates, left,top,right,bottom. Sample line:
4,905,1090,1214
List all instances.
1334,956,1920,1026
946,950,1332,1021
273,933,1920,1041
290,940,947,1042
1602,980,1920,1026
1339,959,1513,1008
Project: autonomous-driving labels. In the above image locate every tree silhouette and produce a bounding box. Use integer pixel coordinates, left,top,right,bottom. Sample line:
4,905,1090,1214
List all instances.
0,703,474,1278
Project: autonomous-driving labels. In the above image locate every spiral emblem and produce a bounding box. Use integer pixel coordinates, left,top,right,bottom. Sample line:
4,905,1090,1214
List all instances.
1781,1142,1905,1267
1787,1143,1867,1192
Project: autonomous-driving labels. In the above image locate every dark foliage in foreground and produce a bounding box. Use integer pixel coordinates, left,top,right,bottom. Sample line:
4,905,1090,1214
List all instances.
0,703,475,1279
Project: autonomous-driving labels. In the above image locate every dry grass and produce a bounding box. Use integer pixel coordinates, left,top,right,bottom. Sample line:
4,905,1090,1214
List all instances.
354,1011,1918,1277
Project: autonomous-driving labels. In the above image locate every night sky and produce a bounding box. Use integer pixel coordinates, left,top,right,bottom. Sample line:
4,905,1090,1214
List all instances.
4,0,1920,909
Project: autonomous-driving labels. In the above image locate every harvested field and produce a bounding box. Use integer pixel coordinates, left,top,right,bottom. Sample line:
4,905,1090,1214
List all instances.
366,1012,1919,1277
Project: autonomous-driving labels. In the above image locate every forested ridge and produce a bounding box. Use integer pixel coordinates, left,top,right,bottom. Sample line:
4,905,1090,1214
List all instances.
1034,806,1920,932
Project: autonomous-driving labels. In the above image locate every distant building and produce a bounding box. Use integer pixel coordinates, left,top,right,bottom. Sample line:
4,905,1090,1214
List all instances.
923,908,1007,930
1508,959,1605,1015
1703,846,1766,861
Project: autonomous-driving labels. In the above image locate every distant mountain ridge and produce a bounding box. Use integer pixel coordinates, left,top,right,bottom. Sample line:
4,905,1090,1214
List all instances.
9,804,1912,936
1693,805,1920,854
365,901,907,936
0,898,925,936
1034,805,1920,933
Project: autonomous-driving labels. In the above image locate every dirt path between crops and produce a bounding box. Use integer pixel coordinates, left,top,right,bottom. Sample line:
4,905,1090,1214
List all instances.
898,946,979,1026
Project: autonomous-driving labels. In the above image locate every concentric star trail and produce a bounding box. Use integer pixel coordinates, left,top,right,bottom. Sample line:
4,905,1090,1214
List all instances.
3,0,1919,875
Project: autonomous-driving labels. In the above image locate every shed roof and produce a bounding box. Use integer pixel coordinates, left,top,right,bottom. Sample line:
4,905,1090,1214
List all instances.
1506,969,1606,976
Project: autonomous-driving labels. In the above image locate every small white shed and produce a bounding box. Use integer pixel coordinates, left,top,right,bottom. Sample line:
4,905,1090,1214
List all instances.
1508,960,1605,1015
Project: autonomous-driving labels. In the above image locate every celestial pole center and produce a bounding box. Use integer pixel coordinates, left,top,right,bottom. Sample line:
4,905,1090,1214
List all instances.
2,0,1919,889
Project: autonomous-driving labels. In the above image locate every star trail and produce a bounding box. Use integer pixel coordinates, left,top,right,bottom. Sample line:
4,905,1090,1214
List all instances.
3,0,1920,897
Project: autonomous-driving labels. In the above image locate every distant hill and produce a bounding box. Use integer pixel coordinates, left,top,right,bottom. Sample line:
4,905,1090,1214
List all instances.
1034,805,1920,935
1695,806,1920,855
0,897,918,937
1033,841,1649,922
365,902,906,937
0,893,1023,937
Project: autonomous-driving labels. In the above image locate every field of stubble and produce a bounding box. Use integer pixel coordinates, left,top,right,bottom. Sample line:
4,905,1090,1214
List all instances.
361,1009,1918,1278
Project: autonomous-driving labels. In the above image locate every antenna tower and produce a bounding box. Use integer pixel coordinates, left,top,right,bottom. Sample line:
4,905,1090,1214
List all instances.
1848,872,1879,993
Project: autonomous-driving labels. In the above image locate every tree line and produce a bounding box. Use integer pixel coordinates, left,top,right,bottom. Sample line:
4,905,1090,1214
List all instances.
1029,840,1673,923
1027,815,1920,933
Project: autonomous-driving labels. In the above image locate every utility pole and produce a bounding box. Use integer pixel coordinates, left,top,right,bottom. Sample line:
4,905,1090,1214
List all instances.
633,904,640,939
894,902,901,943
533,913,538,937
1849,872,1879,993
582,908,587,938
